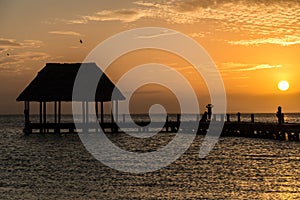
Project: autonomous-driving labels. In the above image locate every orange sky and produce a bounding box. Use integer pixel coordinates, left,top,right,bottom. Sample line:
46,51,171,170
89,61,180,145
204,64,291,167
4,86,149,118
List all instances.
0,0,300,114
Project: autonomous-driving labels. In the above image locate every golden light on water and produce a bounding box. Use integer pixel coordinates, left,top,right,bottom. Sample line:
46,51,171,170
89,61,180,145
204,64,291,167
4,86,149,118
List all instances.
278,80,289,91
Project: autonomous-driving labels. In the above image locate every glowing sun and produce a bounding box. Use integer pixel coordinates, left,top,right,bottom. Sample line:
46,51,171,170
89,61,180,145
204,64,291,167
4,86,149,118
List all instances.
278,80,289,91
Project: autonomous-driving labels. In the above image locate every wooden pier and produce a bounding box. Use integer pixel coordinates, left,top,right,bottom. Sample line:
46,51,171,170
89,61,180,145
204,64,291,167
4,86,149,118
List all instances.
221,122,300,141
22,113,300,142
16,63,300,142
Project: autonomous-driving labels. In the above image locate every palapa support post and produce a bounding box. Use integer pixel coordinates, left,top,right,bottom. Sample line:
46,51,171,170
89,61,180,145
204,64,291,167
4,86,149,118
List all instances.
111,101,114,133
58,101,61,134
43,101,46,124
24,101,29,124
166,115,169,132
24,101,31,134
86,101,89,125
54,101,57,124
95,101,99,120
54,101,58,133
82,101,87,133
101,101,104,124
82,101,85,124
116,100,119,123
43,101,48,133
85,101,89,133
174,114,179,131
95,101,99,133
39,101,42,133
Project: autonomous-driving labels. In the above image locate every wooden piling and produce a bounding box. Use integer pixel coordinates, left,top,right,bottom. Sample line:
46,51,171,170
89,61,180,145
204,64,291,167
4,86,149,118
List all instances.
54,101,57,124
251,114,254,123
116,100,119,123
100,101,104,124
166,115,169,132
39,101,42,133
226,114,230,122
82,101,85,124
177,114,180,123
95,101,98,119
43,101,46,125
86,102,89,124
58,101,61,134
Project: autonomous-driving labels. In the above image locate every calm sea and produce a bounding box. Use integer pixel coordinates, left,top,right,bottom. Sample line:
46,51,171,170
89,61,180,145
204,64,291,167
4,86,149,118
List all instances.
1,114,300,199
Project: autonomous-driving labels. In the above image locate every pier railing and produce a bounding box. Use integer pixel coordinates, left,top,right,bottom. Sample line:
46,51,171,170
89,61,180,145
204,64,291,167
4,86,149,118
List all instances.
24,113,300,142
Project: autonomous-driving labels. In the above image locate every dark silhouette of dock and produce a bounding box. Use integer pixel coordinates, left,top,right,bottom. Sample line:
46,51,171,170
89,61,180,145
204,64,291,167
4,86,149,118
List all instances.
16,63,300,142
19,113,300,142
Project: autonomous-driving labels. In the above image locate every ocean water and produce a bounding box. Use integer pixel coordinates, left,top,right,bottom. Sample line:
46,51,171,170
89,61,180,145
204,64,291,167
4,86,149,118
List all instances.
1,115,300,199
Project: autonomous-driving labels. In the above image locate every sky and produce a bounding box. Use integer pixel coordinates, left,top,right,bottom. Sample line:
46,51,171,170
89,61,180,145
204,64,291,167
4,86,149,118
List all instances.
0,0,300,114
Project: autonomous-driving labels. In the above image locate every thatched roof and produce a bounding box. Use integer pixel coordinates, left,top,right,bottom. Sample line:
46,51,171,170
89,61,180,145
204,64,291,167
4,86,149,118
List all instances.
16,63,125,102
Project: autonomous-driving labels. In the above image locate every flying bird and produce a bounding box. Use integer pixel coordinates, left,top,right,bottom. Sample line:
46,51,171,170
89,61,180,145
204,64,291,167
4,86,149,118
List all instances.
80,39,83,44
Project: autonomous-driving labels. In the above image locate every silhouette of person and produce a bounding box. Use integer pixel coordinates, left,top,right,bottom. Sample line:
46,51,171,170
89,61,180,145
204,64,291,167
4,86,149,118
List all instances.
276,106,284,125
206,104,213,120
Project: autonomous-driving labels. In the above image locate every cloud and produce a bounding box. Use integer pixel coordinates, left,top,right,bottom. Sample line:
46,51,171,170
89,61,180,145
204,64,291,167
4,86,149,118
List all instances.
0,37,48,72
242,64,282,71
189,32,206,38
60,0,300,45
135,0,300,38
19,51,49,61
0,38,21,48
228,36,300,46
0,51,49,73
0,38,43,49
49,31,82,37
65,9,149,24
221,62,282,72
0,51,49,63
0,56,19,65
60,0,300,33
20,40,44,48
136,29,177,39
0,37,49,73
